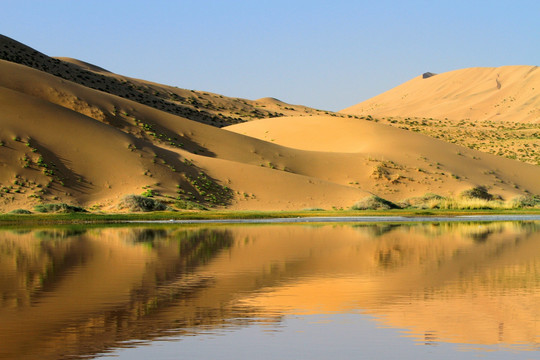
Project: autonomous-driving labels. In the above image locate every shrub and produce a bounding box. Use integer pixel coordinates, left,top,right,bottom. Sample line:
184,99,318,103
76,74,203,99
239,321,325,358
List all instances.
435,198,504,210
141,189,155,197
175,199,207,210
461,186,493,200
34,203,87,213
509,195,540,208
351,195,400,210
119,194,167,212
399,193,445,209
9,209,32,214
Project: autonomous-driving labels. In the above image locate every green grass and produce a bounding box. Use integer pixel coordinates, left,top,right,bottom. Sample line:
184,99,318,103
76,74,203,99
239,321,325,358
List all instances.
1,208,539,225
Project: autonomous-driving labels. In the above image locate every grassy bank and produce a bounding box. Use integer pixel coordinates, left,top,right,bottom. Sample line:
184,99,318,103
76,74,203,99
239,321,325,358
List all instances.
1,208,540,225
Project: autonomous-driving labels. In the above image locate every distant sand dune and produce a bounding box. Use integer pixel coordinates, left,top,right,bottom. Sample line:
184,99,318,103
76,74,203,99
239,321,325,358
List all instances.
342,66,540,123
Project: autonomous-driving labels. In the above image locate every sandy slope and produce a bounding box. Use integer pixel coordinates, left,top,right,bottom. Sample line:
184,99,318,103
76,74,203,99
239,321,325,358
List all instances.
0,60,371,211
227,115,540,200
341,66,540,123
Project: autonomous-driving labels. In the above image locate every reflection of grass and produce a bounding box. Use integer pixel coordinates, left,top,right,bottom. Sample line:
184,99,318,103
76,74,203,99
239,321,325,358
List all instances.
34,228,87,240
174,228,234,266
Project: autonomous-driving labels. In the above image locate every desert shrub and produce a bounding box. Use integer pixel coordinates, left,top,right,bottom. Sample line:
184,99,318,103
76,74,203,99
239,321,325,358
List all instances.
435,198,505,210
399,193,445,209
461,186,493,200
351,195,400,210
509,195,540,208
119,194,167,212
9,209,32,214
34,203,87,213
174,199,207,210
141,189,156,197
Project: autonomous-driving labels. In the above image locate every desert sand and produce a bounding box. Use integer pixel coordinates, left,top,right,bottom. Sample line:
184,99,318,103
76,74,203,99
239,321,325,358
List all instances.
341,66,540,123
227,115,540,201
0,34,539,212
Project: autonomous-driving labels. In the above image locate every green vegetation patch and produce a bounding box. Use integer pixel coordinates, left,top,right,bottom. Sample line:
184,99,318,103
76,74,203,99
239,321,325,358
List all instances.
509,195,540,208
399,193,446,209
461,186,494,201
9,209,32,214
34,203,87,213
351,195,400,210
119,194,168,212
174,199,208,211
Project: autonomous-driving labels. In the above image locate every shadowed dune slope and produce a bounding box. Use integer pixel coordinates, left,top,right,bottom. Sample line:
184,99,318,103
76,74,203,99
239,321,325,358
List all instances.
341,66,540,123
0,34,322,127
0,60,371,211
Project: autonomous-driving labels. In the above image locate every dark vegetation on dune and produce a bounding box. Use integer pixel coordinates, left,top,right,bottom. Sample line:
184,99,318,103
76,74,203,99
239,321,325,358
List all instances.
0,35,294,128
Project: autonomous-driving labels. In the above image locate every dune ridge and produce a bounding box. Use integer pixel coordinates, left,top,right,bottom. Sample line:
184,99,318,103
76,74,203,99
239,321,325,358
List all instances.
0,35,324,127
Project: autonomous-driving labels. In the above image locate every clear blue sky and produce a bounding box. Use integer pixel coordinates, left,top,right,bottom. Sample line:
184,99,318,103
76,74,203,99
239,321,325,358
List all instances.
3,0,539,111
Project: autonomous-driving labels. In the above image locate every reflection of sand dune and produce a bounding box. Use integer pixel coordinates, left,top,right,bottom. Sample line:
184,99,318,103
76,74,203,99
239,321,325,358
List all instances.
229,223,540,346
0,229,90,308
0,227,235,359
0,223,539,359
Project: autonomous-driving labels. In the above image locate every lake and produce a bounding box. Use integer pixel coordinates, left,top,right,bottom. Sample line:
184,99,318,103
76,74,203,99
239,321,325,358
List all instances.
0,221,539,359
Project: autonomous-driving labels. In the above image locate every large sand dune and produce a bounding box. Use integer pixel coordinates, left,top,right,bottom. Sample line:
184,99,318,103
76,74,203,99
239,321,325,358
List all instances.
227,115,540,201
342,66,540,123
0,34,539,212
0,59,370,211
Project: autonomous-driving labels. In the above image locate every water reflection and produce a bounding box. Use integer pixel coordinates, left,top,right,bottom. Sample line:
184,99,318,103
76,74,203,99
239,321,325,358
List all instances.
0,222,539,359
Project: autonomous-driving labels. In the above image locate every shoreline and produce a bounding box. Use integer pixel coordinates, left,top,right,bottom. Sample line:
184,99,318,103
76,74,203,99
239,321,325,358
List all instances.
1,209,540,226
129,214,540,224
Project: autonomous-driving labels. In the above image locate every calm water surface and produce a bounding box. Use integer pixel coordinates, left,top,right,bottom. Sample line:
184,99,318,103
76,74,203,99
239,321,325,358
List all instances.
0,222,539,359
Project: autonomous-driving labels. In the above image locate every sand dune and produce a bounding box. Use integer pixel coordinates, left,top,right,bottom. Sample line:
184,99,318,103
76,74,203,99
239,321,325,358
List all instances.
227,115,540,200
0,60,371,211
341,66,540,123
0,34,539,212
